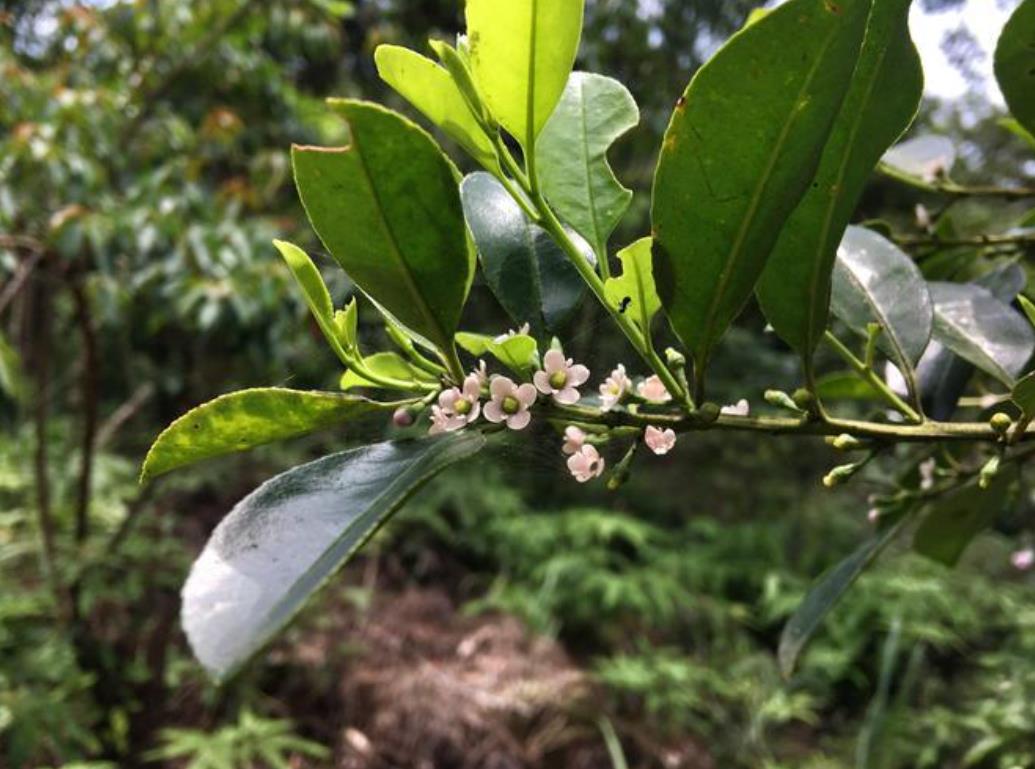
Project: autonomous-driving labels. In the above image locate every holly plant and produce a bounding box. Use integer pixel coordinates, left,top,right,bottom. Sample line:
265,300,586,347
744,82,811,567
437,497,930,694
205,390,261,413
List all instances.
141,0,1035,682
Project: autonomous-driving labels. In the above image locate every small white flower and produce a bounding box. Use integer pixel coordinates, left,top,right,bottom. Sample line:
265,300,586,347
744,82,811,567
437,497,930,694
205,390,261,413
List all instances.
919,458,937,491
915,203,932,230
534,349,590,405
1012,548,1035,572
637,375,671,404
644,426,677,455
599,364,632,411
721,399,750,417
483,376,537,430
429,406,461,435
867,508,880,525
562,426,586,455
567,444,605,483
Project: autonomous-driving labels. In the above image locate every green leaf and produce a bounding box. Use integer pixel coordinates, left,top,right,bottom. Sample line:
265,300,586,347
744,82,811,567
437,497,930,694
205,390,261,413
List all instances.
651,0,872,372
779,514,908,678
274,240,350,361
880,135,956,182
340,352,438,391
757,0,922,358
141,389,408,482
181,432,486,679
1000,117,1035,151
913,473,1015,567
1013,372,1035,416
536,72,639,258
815,371,885,403
994,0,1035,137
604,238,660,338
929,282,1035,386
292,100,474,356
455,331,539,376
460,172,589,336
374,44,498,169
1020,294,1035,327
465,0,584,149
831,226,933,370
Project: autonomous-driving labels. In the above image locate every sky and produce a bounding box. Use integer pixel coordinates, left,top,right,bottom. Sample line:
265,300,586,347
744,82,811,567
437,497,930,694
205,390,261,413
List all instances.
910,0,1020,104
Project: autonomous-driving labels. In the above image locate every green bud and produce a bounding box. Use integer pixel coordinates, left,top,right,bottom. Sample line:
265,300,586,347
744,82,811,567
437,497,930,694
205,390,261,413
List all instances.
765,390,804,413
792,388,815,410
606,442,639,492
990,412,1013,435
696,402,721,424
664,347,687,368
828,433,865,451
979,455,1001,490
823,462,863,489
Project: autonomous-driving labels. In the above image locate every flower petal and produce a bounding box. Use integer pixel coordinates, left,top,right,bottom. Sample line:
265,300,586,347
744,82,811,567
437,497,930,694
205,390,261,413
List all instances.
490,376,514,400
543,348,566,373
568,364,590,387
507,409,531,431
483,401,505,423
533,371,553,395
516,383,538,407
554,387,581,405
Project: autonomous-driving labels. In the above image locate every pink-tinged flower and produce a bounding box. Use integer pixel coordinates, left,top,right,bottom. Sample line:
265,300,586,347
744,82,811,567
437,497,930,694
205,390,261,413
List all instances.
493,323,531,343
721,399,750,417
567,445,605,483
599,364,631,411
428,375,482,435
534,349,590,405
637,375,671,404
644,426,677,455
562,426,586,455
483,376,537,430
1012,548,1035,571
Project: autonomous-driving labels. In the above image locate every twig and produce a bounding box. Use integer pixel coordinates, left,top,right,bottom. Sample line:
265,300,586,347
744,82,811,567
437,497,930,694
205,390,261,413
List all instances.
96,383,156,450
880,164,1035,200
0,250,42,316
892,232,1035,250
70,274,99,546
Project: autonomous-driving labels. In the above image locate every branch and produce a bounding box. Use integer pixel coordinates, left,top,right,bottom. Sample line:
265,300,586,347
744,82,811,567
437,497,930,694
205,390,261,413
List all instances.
880,164,1035,200
70,275,99,546
545,402,1026,445
892,232,1035,250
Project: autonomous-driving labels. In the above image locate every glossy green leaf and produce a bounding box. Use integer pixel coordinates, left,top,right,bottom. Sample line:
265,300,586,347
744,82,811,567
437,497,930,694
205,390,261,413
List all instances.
995,0,1035,137
913,472,1015,567
292,100,474,356
374,44,497,169
880,135,956,181
455,332,539,376
274,240,350,361
141,389,408,482
460,172,588,336
340,352,438,391
651,0,871,371
604,238,660,338
181,432,486,678
815,371,884,403
466,0,584,148
1020,294,1035,327
779,514,908,678
831,226,933,370
929,282,1035,386
536,72,639,258
757,0,922,358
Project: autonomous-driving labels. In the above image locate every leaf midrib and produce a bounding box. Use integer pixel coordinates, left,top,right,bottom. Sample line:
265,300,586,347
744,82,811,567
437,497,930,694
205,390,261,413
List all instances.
345,112,451,351
806,18,899,354
699,16,846,361
840,259,914,373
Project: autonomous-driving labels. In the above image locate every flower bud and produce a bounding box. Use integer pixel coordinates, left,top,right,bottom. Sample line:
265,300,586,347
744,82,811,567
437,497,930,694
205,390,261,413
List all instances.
664,347,687,368
792,388,816,411
393,407,415,428
979,455,1001,490
823,461,863,489
696,402,721,424
827,433,865,451
765,390,803,413
990,413,1013,435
